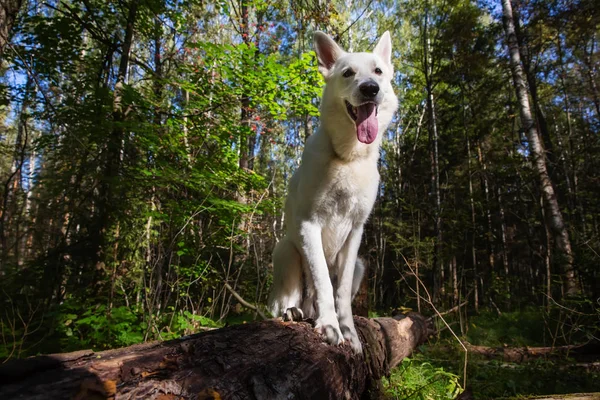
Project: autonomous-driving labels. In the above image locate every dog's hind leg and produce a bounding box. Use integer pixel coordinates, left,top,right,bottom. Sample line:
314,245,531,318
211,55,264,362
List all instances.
268,237,304,321
351,257,366,300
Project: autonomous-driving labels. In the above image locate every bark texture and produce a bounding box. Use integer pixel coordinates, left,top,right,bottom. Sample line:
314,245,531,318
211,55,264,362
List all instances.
501,0,579,296
0,314,430,400
0,0,23,61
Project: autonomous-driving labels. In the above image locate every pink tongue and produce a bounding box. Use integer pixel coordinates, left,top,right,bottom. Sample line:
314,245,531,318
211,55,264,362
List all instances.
356,103,378,144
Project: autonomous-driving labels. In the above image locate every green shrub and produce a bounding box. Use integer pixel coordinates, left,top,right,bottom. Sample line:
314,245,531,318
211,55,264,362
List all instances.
383,357,463,399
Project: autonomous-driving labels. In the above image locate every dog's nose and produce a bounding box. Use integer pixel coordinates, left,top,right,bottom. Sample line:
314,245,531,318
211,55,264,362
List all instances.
359,81,380,98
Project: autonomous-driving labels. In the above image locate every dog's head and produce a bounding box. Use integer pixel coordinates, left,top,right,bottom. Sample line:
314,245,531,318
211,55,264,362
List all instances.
314,31,397,146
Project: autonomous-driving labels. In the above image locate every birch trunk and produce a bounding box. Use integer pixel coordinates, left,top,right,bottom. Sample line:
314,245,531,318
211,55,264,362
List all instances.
501,0,579,296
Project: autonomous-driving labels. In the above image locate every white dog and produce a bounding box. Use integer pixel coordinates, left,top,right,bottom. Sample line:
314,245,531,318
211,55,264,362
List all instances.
268,31,398,353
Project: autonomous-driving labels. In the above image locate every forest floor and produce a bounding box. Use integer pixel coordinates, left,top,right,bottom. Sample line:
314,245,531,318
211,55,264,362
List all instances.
378,309,600,399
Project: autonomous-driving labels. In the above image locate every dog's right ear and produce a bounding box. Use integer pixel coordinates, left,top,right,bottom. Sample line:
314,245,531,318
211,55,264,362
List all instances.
314,31,344,78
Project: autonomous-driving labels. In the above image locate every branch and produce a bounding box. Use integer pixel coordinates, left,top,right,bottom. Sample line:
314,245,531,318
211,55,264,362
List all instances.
223,282,267,320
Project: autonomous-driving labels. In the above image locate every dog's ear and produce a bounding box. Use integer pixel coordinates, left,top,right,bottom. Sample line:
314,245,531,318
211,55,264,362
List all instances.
314,31,345,78
373,31,393,74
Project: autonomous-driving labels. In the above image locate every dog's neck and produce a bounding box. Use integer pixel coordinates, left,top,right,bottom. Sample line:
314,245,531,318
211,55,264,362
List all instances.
318,100,382,163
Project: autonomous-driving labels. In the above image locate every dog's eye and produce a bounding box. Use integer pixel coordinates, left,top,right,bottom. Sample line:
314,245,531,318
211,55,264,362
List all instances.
342,69,355,78
374,67,383,75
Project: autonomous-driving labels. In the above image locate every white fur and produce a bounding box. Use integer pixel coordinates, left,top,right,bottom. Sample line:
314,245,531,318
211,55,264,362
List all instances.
269,31,398,353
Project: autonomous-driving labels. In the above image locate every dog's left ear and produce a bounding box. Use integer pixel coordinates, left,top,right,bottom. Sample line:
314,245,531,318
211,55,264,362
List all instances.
373,31,393,74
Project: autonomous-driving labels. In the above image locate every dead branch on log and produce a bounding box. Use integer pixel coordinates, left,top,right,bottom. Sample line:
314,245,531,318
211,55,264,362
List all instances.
0,314,429,399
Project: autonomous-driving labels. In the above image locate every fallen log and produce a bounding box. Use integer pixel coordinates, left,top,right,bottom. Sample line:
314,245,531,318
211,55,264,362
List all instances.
0,313,430,399
518,394,600,400
465,342,599,363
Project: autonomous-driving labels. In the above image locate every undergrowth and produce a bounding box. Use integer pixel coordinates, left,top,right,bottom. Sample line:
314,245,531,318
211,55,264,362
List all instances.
382,356,463,399
382,306,599,399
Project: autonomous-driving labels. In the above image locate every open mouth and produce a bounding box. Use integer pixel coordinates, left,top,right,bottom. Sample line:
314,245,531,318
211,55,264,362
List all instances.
344,100,380,144
345,100,358,121
344,100,378,122
344,100,379,121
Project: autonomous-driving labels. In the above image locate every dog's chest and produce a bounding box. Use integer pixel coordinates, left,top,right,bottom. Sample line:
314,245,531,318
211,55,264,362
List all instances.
315,159,377,265
319,159,378,222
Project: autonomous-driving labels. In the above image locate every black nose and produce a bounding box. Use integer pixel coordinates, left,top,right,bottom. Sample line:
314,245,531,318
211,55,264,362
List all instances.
359,81,380,98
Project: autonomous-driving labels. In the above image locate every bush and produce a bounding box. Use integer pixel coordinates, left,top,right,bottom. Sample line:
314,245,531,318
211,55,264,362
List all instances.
383,356,463,399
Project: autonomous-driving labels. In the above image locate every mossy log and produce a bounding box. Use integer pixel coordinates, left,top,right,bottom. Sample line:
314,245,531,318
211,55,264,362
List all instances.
0,314,430,400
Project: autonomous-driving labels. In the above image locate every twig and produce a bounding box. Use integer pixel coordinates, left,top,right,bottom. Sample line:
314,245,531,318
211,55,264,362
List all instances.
434,300,469,318
223,282,267,320
398,253,469,389
337,0,375,39
543,293,597,316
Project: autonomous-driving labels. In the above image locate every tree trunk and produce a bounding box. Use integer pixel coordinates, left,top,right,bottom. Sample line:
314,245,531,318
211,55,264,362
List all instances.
238,0,261,171
96,0,139,268
501,0,579,296
512,4,558,176
465,131,479,313
497,187,510,308
477,142,495,281
0,75,32,261
583,38,600,120
464,342,599,363
423,3,443,302
0,314,430,399
0,0,23,62
557,35,585,234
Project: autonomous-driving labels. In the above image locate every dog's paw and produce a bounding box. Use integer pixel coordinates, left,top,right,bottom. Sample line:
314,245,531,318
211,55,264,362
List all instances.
341,323,362,354
315,316,344,346
283,307,304,322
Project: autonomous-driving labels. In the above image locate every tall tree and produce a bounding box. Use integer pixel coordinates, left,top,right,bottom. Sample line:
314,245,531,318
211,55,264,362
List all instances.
500,0,579,296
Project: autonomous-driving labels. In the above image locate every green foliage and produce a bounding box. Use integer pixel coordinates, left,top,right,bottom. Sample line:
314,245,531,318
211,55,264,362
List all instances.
53,302,222,352
465,304,599,348
418,308,600,399
382,356,463,399
421,338,600,399
467,358,600,399
60,304,144,350
466,310,549,347
0,0,324,359
0,11,599,400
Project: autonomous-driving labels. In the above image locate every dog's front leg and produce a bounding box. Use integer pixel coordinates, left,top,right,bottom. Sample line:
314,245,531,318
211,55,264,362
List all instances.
336,225,364,353
299,221,343,346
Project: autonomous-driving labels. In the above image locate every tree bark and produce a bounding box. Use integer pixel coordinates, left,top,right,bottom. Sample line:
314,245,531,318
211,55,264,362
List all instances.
0,314,430,399
423,3,443,302
465,129,479,313
0,0,23,62
512,4,558,176
501,0,579,296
